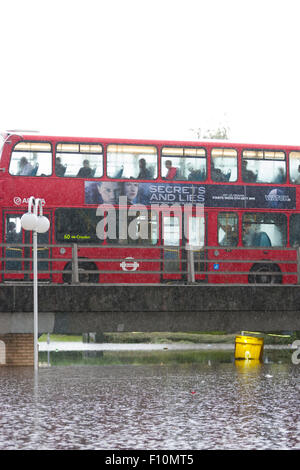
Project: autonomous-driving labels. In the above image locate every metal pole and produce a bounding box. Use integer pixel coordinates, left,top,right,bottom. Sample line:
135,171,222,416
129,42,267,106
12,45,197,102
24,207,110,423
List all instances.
33,229,38,372
187,247,195,283
187,248,191,282
189,249,195,283
72,243,79,283
47,333,50,367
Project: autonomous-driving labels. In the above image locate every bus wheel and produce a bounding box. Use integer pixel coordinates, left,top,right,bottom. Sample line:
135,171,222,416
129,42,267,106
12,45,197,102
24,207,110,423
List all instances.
78,262,99,283
248,263,282,284
62,261,99,283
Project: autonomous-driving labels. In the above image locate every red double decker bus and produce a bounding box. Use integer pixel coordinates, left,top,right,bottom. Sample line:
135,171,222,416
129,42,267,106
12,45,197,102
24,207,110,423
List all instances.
1,131,300,284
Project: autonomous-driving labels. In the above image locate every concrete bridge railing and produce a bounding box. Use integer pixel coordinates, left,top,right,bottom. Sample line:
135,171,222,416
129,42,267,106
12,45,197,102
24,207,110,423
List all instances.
0,284,300,334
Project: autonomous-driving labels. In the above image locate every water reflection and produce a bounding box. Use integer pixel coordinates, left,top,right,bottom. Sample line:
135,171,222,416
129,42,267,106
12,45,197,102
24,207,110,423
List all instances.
0,350,299,450
39,349,235,367
38,348,294,367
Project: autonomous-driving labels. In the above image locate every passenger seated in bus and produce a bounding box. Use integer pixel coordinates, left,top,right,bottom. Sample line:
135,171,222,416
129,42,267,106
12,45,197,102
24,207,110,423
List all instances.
294,164,300,184
114,166,124,178
6,222,21,243
30,163,39,176
243,221,271,247
163,160,177,180
211,163,225,182
219,223,238,246
242,160,257,183
137,158,153,179
5,221,22,270
274,167,285,184
18,157,34,176
187,164,205,181
55,157,67,176
76,159,95,178
211,160,232,182
223,169,231,181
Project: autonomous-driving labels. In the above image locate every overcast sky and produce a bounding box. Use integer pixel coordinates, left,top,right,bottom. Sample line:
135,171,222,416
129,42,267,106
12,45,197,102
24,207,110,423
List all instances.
1,0,300,145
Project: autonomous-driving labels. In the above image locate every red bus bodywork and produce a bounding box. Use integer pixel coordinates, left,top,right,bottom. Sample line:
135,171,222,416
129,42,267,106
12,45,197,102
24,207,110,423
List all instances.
0,132,299,284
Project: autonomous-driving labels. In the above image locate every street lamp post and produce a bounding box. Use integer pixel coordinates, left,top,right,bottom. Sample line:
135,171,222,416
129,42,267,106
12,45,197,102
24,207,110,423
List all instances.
21,197,50,371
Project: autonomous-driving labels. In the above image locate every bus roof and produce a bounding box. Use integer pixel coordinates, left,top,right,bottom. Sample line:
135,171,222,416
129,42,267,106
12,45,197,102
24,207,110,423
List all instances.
3,130,300,151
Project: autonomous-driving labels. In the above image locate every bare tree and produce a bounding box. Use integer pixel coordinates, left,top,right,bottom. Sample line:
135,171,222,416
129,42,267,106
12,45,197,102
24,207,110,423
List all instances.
189,127,202,139
203,126,230,140
189,125,230,140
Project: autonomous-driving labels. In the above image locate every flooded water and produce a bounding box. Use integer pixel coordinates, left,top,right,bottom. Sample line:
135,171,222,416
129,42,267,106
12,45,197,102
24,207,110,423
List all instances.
0,348,299,450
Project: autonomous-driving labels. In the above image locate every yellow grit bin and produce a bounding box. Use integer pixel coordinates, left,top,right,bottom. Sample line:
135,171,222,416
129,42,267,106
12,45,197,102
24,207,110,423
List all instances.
234,335,264,361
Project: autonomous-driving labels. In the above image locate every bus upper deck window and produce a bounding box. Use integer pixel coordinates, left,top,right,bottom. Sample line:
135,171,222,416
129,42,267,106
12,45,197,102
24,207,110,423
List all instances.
107,144,158,180
242,150,286,184
289,152,300,184
211,149,237,182
56,143,103,178
9,142,52,177
161,147,206,181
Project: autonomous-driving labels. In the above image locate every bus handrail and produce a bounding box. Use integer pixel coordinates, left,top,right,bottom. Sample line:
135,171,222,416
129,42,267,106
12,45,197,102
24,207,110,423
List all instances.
0,243,298,251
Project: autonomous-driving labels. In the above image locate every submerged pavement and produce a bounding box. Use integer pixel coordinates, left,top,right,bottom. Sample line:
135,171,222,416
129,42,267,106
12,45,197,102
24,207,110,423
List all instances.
38,341,293,351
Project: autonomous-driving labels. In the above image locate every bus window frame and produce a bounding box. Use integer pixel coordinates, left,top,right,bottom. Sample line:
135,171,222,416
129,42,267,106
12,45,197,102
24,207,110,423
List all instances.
241,148,287,184
161,145,207,182
211,147,238,183
289,213,300,247
106,143,159,181
217,211,239,247
288,151,300,185
55,141,104,179
241,212,287,247
9,140,53,177
54,207,160,246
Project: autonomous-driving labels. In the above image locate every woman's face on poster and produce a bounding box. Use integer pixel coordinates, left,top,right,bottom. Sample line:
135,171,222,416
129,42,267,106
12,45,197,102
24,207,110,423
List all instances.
124,182,139,201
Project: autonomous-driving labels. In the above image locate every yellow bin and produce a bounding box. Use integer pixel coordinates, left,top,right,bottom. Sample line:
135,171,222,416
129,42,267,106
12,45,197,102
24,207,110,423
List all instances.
234,335,264,361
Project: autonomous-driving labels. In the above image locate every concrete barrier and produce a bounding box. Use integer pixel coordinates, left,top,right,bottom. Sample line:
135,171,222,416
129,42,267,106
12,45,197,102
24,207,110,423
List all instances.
0,285,299,333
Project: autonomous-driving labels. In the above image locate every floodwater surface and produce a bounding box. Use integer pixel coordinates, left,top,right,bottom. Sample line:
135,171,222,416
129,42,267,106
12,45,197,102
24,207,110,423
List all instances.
0,350,299,450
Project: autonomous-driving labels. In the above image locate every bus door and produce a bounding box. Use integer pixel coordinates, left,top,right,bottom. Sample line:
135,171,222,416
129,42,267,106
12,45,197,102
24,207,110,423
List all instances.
162,214,182,280
186,214,206,281
3,214,24,281
3,211,51,282
214,212,239,283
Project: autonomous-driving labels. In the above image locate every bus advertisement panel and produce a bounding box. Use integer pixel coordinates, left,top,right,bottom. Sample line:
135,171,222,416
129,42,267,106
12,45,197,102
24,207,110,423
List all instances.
85,181,296,210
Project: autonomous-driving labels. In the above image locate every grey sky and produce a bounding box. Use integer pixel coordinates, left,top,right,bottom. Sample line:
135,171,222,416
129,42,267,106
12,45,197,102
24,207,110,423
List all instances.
1,0,299,144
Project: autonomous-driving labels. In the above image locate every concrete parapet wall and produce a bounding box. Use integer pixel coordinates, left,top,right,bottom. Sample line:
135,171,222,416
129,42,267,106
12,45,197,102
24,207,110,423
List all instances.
0,285,299,333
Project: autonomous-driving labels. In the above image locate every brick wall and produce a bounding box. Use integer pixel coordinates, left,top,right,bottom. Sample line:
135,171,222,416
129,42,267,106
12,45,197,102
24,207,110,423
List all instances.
0,340,5,364
0,334,34,366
